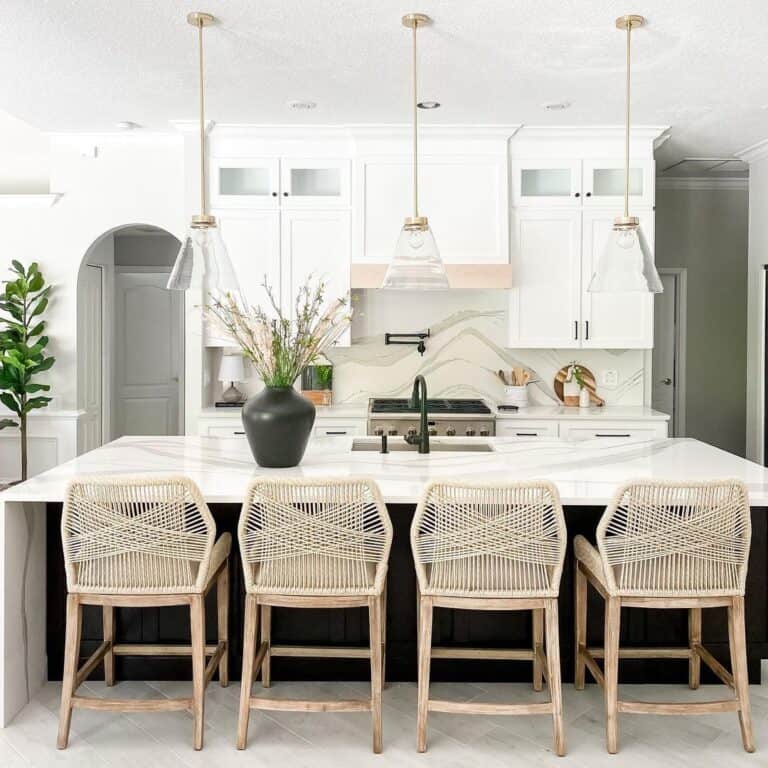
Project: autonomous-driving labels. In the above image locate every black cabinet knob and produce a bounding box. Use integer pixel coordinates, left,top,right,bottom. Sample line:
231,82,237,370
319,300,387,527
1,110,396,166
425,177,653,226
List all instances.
271,192,277,197
574,192,580,197
283,191,289,197
585,192,592,197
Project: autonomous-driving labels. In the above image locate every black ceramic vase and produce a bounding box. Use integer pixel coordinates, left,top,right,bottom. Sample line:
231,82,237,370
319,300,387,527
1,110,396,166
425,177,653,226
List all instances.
241,386,316,468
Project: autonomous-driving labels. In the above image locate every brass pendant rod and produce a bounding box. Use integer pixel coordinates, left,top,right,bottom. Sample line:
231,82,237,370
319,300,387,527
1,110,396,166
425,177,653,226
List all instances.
623,20,631,220
412,21,419,220
197,18,207,218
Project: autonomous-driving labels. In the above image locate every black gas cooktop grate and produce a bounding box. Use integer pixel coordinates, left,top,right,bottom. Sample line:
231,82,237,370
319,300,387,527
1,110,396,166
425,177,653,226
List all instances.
370,398,491,415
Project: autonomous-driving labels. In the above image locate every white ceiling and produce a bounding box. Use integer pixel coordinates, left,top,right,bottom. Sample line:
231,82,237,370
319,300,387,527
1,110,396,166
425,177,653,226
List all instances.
1,0,766,174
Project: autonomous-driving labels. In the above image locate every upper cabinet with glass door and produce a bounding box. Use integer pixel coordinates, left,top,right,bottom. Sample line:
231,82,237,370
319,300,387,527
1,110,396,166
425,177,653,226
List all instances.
582,157,654,208
511,157,654,208
211,157,350,209
511,159,582,206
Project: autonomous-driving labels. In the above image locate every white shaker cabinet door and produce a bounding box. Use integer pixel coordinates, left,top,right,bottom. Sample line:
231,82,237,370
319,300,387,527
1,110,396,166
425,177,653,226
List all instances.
355,156,507,264
280,209,351,345
508,208,582,348
580,209,654,349
216,211,282,315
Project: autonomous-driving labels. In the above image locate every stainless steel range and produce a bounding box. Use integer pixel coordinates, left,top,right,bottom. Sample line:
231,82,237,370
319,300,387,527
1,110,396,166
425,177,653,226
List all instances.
367,398,495,437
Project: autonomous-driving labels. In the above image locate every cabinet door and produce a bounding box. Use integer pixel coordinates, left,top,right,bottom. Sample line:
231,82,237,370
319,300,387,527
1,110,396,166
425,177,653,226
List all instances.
582,158,654,208
511,158,582,206
281,209,351,345
355,156,507,264
281,158,350,207
215,211,282,315
581,209,654,349
211,157,280,209
496,420,559,438
508,209,582,348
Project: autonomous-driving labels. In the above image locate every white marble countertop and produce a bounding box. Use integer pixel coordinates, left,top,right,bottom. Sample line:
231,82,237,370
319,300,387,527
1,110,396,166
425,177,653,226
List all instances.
2,435,767,506
200,404,367,419
493,405,671,421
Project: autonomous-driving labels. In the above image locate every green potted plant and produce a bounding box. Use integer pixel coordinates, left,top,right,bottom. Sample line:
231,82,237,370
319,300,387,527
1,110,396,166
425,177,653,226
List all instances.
0,261,55,481
206,276,351,467
301,362,334,406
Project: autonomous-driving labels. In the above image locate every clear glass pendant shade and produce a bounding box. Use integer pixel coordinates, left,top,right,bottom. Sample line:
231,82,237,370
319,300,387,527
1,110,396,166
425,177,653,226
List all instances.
382,224,449,290
166,224,242,298
587,224,663,293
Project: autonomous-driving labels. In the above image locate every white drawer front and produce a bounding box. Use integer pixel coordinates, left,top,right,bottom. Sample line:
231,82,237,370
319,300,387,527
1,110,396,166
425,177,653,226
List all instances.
496,420,559,439
207,425,246,437
560,421,667,443
314,422,364,437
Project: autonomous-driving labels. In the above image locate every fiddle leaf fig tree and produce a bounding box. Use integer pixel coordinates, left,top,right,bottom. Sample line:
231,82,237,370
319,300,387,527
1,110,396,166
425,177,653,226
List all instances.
0,260,55,481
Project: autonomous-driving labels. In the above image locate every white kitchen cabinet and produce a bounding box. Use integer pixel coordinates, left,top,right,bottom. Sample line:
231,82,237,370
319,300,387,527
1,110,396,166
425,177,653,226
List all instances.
559,420,667,442
511,157,654,209
508,209,582,348
496,420,559,439
582,158,654,208
313,420,365,437
580,209,655,348
511,159,582,206
280,209,351,344
211,157,280,209
280,158,350,207
355,155,508,264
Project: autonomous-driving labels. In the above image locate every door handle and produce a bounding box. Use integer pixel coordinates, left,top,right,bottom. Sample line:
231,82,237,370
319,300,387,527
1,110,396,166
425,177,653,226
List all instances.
661,377,672,385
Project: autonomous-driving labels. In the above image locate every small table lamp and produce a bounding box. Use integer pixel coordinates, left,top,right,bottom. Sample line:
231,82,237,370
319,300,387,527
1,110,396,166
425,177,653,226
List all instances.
218,353,246,404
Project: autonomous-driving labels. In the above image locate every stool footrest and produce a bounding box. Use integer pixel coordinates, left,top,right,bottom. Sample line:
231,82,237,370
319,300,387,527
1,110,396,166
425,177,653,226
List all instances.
431,646,534,661
429,699,553,716
270,644,370,659
618,699,740,715
71,696,192,712
249,697,371,713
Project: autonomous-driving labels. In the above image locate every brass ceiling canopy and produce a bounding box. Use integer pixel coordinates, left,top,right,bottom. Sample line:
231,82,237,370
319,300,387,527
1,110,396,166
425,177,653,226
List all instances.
615,14,645,31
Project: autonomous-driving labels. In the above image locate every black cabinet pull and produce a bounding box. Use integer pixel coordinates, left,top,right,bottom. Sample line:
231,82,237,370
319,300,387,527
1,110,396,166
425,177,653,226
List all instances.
516,432,538,437
574,320,579,340
234,431,245,435
585,320,590,340
325,431,346,435
595,433,631,438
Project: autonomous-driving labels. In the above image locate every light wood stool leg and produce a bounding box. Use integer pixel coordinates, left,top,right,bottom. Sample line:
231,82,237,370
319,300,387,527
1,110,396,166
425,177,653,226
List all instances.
217,560,229,687
369,595,384,754
57,594,82,749
190,594,206,750
574,563,587,690
728,597,755,753
532,608,544,692
545,599,565,756
381,581,388,688
237,595,259,750
416,596,433,753
260,605,272,688
688,607,701,690
604,597,621,754
103,605,115,687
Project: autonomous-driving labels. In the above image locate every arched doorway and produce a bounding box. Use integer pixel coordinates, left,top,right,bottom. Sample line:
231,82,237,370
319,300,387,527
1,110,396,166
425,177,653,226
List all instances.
77,224,183,451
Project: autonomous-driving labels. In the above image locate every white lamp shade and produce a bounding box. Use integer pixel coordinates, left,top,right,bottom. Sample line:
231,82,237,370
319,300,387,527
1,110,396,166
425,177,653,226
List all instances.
218,353,245,383
587,224,663,293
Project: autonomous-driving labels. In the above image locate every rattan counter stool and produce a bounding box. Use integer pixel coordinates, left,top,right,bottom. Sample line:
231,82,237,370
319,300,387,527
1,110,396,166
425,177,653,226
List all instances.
574,479,754,754
411,480,567,756
57,476,231,751
236,477,393,753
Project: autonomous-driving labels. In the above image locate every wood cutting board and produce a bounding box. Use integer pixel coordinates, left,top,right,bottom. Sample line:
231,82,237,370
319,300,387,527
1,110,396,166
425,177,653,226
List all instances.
554,364,605,407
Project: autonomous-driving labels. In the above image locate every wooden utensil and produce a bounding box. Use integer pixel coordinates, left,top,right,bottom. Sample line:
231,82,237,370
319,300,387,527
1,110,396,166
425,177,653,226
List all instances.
497,369,510,385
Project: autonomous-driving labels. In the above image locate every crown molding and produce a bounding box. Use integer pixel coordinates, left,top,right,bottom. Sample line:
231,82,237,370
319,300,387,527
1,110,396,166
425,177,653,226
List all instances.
513,125,670,142
0,193,62,208
737,137,768,164
656,176,749,191
169,119,215,134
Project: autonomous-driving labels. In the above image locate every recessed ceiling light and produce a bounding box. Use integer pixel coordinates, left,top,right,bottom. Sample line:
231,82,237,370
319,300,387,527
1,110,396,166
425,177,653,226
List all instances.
417,101,441,109
543,101,571,111
288,100,317,110
115,120,140,130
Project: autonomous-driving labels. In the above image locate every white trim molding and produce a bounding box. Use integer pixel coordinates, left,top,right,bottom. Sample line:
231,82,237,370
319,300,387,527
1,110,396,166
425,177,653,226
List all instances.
737,137,768,164
656,177,749,191
0,194,61,209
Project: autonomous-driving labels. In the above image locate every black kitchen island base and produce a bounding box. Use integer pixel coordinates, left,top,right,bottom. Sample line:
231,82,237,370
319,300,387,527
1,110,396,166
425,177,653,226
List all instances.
46,503,768,684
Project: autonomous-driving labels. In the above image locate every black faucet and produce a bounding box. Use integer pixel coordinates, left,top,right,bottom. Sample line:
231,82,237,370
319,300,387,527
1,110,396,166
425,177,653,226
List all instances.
405,375,430,454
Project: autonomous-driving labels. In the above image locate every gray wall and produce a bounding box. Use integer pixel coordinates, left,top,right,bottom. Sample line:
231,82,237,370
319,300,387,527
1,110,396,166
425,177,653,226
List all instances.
655,186,748,456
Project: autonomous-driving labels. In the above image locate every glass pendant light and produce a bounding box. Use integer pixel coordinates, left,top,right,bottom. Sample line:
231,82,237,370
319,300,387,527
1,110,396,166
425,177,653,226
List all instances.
587,15,663,294
383,13,449,290
167,12,242,299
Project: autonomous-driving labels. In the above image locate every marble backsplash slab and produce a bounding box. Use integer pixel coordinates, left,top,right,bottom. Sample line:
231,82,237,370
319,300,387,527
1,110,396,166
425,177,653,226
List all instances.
323,290,646,407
